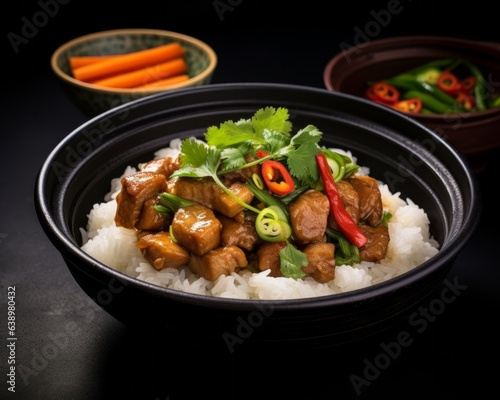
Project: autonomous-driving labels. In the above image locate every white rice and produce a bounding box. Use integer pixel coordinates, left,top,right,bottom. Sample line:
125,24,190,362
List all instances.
80,140,439,300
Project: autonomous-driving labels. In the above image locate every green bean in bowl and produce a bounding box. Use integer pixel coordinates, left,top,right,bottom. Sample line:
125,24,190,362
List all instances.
323,35,500,171
364,58,499,114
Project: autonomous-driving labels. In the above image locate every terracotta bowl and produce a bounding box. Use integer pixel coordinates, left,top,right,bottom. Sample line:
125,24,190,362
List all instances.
35,83,481,349
323,36,500,170
51,28,217,117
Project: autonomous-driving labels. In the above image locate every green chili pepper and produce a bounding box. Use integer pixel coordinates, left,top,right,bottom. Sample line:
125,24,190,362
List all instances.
401,58,457,77
489,96,500,109
385,74,464,110
402,90,453,114
255,205,292,242
155,192,193,216
415,67,442,85
461,60,488,111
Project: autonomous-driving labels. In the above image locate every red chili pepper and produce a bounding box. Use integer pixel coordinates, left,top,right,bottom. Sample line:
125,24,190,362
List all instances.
371,82,400,104
391,98,423,113
256,150,270,159
437,71,462,94
365,86,380,102
315,153,367,248
460,76,476,93
453,92,475,110
261,160,295,196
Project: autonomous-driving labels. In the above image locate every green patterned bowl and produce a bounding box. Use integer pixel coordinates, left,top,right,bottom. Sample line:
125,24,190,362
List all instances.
51,29,217,117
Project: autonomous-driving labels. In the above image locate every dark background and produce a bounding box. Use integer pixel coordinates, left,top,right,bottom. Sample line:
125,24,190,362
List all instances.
2,1,500,399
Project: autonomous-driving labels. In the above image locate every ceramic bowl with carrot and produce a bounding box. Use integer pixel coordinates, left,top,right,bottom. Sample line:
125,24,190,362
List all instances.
51,29,217,117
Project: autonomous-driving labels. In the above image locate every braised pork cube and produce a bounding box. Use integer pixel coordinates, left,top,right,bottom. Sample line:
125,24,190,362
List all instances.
141,156,180,178
115,171,168,229
169,177,254,218
188,245,248,281
301,242,336,283
348,175,383,226
135,196,171,231
171,205,222,256
136,231,190,270
359,224,390,262
289,189,330,244
256,242,286,277
218,213,261,251
327,179,361,231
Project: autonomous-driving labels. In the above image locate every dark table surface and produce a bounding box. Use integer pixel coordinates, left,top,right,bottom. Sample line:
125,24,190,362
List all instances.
3,1,500,399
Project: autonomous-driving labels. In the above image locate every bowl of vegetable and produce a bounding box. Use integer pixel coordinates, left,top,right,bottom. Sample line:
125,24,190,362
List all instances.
323,36,500,170
51,28,217,117
35,83,480,350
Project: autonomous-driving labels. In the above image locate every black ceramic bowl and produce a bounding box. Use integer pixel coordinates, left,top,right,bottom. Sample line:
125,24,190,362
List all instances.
35,83,481,349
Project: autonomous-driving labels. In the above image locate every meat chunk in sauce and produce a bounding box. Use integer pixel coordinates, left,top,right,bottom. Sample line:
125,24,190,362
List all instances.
328,179,360,229
141,157,180,178
359,224,390,262
289,189,330,245
171,205,222,256
169,177,254,218
301,242,336,283
188,245,248,281
136,231,190,270
114,149,391,284
218,213,261,251
256,242,286,277
115,171,168,230
337,179,360,222
348,175,383,226
135,196,171,231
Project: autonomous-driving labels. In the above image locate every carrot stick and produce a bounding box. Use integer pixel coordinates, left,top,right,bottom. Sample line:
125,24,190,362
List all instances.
90,58,188,88
69,55,119,69
72,42,185,82
139,74,190,89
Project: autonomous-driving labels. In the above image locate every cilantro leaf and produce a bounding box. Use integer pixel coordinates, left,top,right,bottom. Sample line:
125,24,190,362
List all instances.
220,147,247,171
172,138,221,178
204,106,292,149
286,140,321,186
205,120,263,148
277,125,323,186
279,242,307,279
262,129,291,155
251,106,292,137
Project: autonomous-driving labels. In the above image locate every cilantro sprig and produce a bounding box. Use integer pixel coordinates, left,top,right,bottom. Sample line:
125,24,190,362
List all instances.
205,107,324,186
168,106,356,280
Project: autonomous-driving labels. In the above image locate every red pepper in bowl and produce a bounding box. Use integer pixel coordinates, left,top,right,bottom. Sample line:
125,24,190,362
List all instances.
437,71,462,94
315,153,367,248
391,98,423,113
261,160,295,196
371,82,400,104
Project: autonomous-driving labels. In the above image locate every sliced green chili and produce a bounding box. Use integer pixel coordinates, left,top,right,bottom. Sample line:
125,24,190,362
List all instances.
255,205,292,242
